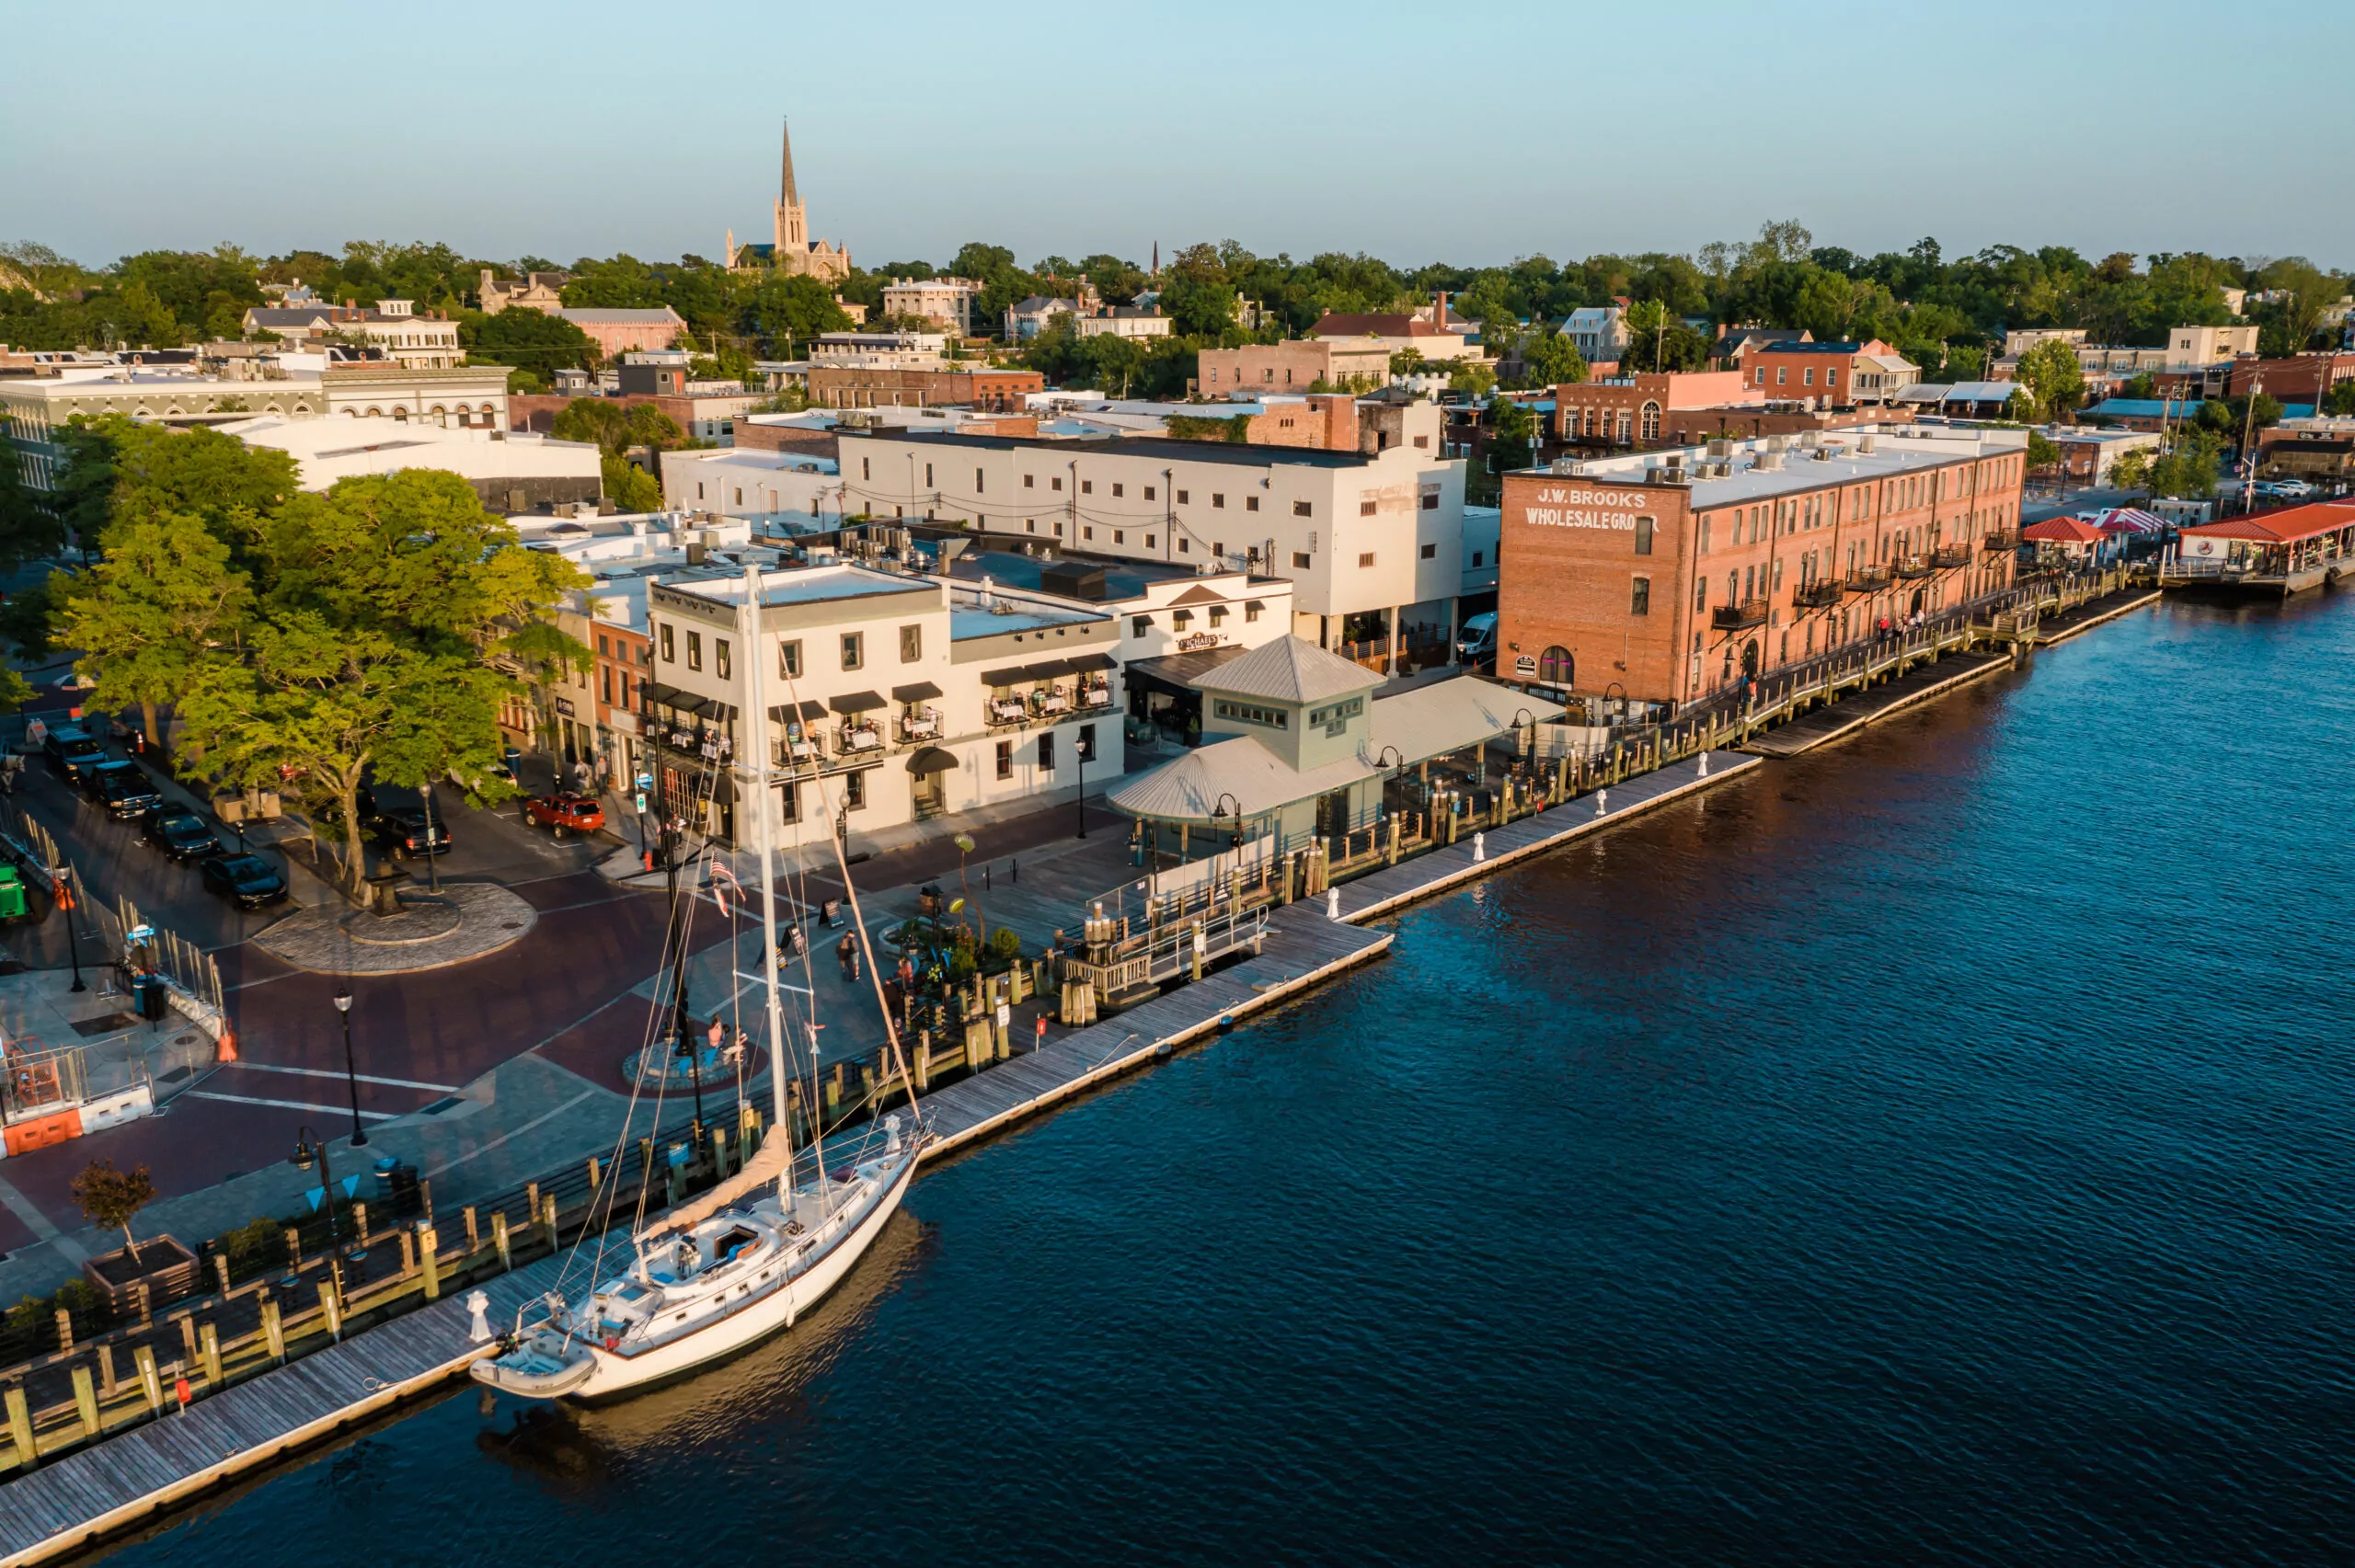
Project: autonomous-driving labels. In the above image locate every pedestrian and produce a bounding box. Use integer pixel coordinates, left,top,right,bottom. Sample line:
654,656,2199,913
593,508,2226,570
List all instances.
1010,857,1018,885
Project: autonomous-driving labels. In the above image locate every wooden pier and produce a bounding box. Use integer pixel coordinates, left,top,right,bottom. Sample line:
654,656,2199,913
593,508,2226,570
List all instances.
1740,654,2009,759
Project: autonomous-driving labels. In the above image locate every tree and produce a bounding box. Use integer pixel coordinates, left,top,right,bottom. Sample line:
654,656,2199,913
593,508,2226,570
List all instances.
2108,449,2151,492
2014,338,2086,422
603,454,664,511
1520,332,1589,388
58,511,251,745
2225,393,2283,433
464,306,596,372
551,399,685,455
0,570,62,661
178,471,587,895
1488,400,1539,475
1447,361,1497,397
71,1160,156,1265
2025,430,2063,473
2120,372,2160,401
733,270,849,356
2323,380,2355,417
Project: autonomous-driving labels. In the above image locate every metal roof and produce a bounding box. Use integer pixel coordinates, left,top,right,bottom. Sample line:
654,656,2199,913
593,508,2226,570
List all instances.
1107,737,1379,822
1191,636,1382,704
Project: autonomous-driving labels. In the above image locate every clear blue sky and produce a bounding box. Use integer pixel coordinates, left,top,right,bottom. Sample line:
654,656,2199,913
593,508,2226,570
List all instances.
6,0,2348,274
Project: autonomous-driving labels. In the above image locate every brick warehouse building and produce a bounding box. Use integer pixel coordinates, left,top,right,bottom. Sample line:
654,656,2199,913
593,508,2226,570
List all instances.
1496,426,2028,711
805,366,1042,411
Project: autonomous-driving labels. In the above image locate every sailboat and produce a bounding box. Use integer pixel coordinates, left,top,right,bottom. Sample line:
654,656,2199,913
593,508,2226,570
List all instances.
474,563,922,1402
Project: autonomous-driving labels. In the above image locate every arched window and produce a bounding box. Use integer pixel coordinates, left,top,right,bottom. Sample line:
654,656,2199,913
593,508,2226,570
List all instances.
392,406,408,421
1537,646,1573,688
1640,401,1661,440
456,408,473,427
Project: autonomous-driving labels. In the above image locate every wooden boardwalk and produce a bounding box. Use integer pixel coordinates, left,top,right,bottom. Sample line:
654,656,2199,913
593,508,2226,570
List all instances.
0,1254,566,1568
1739,652,2010,759
2032,587,2160,647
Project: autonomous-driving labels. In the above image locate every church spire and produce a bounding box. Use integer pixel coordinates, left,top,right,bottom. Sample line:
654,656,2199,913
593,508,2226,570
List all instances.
779,118,799,209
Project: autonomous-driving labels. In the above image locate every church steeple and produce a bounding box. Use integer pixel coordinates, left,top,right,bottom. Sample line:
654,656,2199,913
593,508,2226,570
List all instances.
774,117,808,252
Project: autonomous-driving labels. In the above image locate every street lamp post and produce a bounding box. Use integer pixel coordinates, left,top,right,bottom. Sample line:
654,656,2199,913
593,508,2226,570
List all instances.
333,987,367,1147
1074,726,1094,840
289,1126,346,1253
53,865,85,992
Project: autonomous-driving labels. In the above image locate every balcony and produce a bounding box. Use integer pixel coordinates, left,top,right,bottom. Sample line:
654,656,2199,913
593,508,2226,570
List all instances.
1893,555,1936,579
775,732,821,769
897,707,943,743
1982,530,2019,552
836,722,883,757
1793,578,1844,608
1711,598,1770,631
1845,567,1893,592
1078,681,1115,710
1930,544,1973,569
986,692,1029,727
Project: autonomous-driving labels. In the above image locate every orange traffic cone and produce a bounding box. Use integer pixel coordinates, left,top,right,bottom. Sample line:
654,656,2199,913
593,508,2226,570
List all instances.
214,1024,238,1063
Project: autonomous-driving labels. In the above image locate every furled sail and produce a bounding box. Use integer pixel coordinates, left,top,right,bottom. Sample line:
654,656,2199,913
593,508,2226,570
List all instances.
639,1138,792,1239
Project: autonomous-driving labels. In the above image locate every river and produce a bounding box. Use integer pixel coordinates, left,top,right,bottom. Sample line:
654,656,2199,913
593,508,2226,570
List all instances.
87,593,2355,1566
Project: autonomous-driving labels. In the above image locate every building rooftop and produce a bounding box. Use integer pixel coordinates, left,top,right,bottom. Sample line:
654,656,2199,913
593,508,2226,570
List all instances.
662,562,934,609
557,307,686,324
948,589,1109,640
944,548,1253,601
1537,426,2028,509
2181,498,2355,544
1193,635,1381,704
873,429,1379,470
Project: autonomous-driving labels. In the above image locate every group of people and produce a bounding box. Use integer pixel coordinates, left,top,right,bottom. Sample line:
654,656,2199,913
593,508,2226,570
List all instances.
1873,610,1931,644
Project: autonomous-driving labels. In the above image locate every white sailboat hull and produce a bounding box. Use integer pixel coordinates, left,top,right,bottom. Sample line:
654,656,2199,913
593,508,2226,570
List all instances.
476,1148,916,1402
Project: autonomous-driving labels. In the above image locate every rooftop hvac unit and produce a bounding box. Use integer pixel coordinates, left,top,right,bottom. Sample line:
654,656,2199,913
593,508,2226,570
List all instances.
1756,450,1785,471
1707,438,1733,460
1858,434,1878,454
1763,434,1791,453
1549,456,1580,475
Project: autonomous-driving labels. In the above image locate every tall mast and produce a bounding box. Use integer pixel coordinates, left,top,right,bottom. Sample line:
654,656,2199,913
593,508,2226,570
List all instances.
740,561,790,1139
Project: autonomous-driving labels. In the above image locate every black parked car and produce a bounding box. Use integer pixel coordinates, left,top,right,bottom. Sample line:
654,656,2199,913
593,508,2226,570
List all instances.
43,726,109,783
368,806,451,860
82,759,164,819
200,853,289,909
143,810,223,863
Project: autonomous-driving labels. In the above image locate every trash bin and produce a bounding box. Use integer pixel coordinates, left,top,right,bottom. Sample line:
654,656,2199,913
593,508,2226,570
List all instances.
134,974,169,1021
373,1157,422,1217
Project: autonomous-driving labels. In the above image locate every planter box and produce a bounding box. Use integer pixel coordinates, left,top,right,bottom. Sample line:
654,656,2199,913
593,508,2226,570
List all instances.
82,1234,201,1316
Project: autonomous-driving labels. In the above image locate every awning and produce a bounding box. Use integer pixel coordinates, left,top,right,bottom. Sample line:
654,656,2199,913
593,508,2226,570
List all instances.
981,665,1028,686
891,681,943,702
1123,645,1250,690
767,699,827,724
905,746,959,776
830,691,886,714
645,681,704,714
1367,675,1565,768
1064,652,1118,673
1024,658,1074,681
1244,600,1266,612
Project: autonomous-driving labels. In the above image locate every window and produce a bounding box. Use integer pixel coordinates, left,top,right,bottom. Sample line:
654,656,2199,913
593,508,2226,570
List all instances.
1640,402,1660,440
660,624,674,662
924,464,934,486
844,770,866,809
1132,615,1152,636
1026,520,1037,533
1111,482,1124,498
994,740,1013,779
1358,552,1376,567
715,639,731,680
1212,542,1224,556
1083,526,1094,540
1307,696,1363,730
1413,435,1430,448
1177,489,1189,504
1246,496,1260,512
1245,602,1262,624
1755,367,1766,384
1419,542,1437,559
1471,551,1484,567
1292,551,1312,569
862,458,871,480
1213,700,1288,729
841,632,863,671
1635,517,1654,555
1178,537,1190,554
1081,480,1093,494
1051,476,1063,491
1038,732,1056,773
779,639,801,679
779,780,799,822
1144,486,1156,500
1212,493,1226,509
1694,577,1707,612
975,468,985,493
1700,516,1712,553
1292,500,1312,517
686,631,703,671
598,635,611,656
1172,610,1193,629
1420,493,1438,510
900,624,922,662
1775,367,1787,385
1538,646,1573,685
1144,534,1155,549
1023,474,1035,488
601,666,613,704
1803,368,1814,387
1360,500,1377,517
1630,576,1651,616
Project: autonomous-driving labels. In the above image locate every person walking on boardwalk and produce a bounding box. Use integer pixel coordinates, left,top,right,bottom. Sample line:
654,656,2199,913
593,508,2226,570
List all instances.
837,933,861,985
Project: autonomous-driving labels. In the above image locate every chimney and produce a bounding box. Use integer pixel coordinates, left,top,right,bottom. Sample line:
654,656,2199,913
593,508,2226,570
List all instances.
1434,290,1449,328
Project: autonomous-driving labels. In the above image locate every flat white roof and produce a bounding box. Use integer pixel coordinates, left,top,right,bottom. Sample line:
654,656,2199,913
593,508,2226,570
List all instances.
1544,427,2028,509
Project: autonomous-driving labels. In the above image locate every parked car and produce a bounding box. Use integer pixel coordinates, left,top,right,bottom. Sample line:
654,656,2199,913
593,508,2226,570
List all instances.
200,853,289,909
526,793,605,834
142,810,223,863
81,759,165,819
368,806,451,860
43,726,109,783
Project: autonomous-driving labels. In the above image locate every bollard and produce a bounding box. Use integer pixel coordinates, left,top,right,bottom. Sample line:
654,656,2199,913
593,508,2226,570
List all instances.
540,1193,559,1251
397,1229,417,1277
1697,750,1709,777
419,1226,442,1300
72,1365,98,1437
351,1201,369,1248
98,1344,117,1399
1596,788,1609,817
523,1183,539,1228
262,1298,286,1363
464,1206,479,1253
55,1307,74,1356
1326,887,1340,921
199,1322,224,1388
1473,830,1486,863
710,1126,729,1178
179,1316,200,1366
466,1289,492,1345
284,1226,303,1272
492,1210,512,1272
318,1280,343,1343
586,1157,602,1192
134,1344,165,1412
419,1178,434,1224
4,1385,33,1471
213,1253,233,1299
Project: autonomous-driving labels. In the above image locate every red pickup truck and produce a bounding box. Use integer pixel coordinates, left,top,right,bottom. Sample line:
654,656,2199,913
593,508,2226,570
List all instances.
526,794,605,834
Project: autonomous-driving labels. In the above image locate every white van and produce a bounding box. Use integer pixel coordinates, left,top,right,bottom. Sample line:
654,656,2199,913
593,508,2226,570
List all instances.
1456,612,1498,666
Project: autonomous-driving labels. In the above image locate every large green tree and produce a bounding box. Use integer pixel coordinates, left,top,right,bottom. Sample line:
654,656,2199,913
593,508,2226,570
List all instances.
58,512,251,746
2013,338,2087,422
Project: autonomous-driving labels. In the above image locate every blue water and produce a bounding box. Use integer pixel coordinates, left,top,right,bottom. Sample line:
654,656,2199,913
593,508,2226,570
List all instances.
89,595,2355,1566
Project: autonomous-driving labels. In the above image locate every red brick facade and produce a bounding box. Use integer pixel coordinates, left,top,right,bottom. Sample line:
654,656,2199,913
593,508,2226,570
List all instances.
1498,445,2026,709
806,367,1041,410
